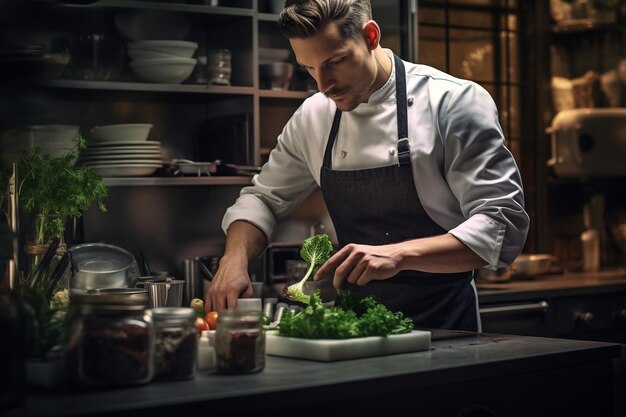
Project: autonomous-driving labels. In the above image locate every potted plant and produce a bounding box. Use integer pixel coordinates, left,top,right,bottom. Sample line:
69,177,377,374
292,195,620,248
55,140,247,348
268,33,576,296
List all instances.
0,133,107,386
17,133,107,267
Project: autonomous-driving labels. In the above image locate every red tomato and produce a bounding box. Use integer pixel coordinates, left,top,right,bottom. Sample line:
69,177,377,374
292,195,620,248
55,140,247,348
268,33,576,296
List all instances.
205,311,219,330
195,317,209,336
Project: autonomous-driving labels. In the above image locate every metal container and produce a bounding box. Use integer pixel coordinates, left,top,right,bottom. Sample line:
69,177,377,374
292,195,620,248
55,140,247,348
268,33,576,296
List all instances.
152,307,197,380
66,288,154,386
509,254,555,278
144,277,184,308
69,243,140,290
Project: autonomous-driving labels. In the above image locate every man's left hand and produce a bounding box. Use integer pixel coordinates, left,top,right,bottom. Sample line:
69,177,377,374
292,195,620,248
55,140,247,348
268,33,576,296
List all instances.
314,243,401,290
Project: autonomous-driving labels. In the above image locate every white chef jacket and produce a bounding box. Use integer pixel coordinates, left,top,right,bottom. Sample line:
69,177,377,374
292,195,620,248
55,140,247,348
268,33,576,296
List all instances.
222,50,529,270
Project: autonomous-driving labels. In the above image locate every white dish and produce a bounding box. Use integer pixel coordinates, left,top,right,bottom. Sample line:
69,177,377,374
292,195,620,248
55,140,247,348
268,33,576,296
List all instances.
127,40,198,57
84,159,163,166
81,156,162,164
127,49,178,61
266,330,431,362
87,163,162,177
130,57,196,84
90,123,152,142
87,140,161,148
82,148,161,156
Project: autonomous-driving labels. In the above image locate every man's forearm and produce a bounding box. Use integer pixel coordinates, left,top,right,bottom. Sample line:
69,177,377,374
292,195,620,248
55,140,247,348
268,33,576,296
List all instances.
396,233,487,273
222,220,268,265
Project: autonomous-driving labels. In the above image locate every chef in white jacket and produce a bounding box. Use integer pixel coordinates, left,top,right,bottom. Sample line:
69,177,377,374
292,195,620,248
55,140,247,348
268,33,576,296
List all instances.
205,0,529,331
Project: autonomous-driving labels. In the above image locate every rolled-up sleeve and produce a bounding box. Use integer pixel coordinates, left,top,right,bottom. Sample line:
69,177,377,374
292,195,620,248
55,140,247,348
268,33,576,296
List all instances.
443,82,529,269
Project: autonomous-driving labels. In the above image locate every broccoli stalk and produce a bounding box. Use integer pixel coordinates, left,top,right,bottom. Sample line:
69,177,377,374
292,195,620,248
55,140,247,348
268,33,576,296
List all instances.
283,234,333,304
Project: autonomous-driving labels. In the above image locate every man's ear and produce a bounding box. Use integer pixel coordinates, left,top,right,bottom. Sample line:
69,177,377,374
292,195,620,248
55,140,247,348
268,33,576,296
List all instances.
362,20,381,50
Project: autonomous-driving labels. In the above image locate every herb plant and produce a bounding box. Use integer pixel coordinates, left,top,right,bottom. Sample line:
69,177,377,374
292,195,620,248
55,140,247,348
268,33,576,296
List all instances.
283,234,334,304
278,290,414,339
17,133,107,245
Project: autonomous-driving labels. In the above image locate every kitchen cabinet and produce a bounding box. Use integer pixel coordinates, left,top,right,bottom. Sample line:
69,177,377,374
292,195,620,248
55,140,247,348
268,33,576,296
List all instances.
477,271,626,417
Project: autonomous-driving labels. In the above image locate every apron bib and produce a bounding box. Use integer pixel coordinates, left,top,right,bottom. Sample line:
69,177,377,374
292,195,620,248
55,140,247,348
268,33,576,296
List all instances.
320,55,479,331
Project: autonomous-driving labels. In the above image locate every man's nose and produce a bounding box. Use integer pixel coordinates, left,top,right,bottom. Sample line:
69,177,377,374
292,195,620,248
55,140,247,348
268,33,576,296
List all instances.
314,69,334,94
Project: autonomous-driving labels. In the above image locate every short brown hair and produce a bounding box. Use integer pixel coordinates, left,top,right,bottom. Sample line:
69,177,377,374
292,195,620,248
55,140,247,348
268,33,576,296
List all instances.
278,0,372,40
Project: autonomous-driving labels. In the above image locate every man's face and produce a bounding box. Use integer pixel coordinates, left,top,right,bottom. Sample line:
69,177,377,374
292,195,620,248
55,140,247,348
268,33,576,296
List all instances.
289,22,377,112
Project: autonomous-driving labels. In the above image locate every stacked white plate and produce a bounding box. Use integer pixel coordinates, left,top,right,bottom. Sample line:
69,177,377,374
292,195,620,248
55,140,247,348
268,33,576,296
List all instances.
80,140,163,177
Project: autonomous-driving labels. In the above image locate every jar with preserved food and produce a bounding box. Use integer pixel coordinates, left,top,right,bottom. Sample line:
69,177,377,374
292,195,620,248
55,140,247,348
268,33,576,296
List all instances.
66,288,154,386
215,309,265,374
152,307,197,380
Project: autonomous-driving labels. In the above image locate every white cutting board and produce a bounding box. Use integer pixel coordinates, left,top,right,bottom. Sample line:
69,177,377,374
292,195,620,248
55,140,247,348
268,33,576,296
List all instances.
266,330,431,362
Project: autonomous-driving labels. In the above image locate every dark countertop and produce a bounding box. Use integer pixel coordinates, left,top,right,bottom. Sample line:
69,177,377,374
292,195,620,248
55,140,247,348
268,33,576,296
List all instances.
476,268,626,304
5,332,621,417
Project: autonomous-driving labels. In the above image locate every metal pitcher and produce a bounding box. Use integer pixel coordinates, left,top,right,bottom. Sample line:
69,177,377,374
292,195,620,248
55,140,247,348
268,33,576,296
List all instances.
144,277,184,308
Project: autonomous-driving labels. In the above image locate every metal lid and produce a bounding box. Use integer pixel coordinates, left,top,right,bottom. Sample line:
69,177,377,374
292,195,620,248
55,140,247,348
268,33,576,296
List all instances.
71,287,148,310
152,307,196,320
152,307,196,326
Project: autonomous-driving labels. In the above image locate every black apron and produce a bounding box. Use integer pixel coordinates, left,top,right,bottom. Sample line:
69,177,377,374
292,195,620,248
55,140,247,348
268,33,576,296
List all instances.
320,55,478,331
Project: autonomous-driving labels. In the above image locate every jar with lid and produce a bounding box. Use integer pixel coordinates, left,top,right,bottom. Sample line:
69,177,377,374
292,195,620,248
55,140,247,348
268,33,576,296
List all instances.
66,288,154,386
215,309,265,374
152,307,197,380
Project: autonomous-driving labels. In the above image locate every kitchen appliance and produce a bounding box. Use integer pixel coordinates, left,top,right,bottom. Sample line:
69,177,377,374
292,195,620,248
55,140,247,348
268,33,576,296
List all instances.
548,108,626,178
548,108,626,270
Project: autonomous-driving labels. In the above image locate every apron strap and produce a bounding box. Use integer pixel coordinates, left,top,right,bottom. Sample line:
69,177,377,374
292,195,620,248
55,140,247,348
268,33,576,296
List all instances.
393,54,411,167
323,109,342,169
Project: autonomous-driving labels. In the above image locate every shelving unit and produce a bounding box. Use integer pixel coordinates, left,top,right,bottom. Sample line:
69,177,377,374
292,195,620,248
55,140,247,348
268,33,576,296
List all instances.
1,0,417,275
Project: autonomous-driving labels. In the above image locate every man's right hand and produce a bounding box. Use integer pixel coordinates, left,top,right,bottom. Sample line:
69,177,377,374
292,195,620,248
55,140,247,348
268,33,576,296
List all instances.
204,220,267,311
204,254,253,311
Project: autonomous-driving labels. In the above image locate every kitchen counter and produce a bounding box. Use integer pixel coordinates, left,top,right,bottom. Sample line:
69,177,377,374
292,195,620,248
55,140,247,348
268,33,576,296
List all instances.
476,268,626,304
4,333,620,417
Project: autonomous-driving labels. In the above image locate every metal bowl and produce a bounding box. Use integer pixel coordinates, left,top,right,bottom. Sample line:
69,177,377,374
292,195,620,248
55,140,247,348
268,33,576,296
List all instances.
69,243,140,290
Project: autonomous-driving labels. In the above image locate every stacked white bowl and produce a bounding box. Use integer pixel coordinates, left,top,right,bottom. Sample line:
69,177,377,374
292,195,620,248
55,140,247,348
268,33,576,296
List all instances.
81,123,163,177
127,40,198,84
0,125,80,167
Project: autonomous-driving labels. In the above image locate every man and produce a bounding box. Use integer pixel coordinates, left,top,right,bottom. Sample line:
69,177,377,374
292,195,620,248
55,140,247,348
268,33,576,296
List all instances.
205,0,529,332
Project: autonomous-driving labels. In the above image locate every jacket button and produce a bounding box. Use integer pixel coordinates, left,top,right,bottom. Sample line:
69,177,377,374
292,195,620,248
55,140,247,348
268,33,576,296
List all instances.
408,97,414,106
388,148,396,155
340,150,347,158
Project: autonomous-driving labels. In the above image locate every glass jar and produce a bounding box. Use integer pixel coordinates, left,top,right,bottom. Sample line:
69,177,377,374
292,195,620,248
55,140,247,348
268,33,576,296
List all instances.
152,307,197,380
208,49,232,86
215,309,265,374
66,288,154,386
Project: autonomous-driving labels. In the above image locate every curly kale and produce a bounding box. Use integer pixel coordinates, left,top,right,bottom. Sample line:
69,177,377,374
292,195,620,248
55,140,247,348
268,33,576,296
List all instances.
278,290,414,339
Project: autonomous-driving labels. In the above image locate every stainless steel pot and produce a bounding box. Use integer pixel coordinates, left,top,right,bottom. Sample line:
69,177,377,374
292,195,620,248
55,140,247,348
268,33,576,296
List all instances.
69,243,140,290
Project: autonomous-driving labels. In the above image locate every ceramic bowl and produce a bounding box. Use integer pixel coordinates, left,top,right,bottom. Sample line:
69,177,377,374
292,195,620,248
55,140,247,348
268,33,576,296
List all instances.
90,123,153,143
127,40,198,58
130,57,196,83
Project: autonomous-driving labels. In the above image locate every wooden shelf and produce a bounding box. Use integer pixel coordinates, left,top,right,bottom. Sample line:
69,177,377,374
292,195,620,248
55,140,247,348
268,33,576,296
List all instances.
103,176,253,187
40,79,256,95
259,89,315,99
51,0,254,16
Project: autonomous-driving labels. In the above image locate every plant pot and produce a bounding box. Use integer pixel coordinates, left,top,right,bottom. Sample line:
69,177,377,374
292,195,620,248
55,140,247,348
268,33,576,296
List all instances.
25,356,67,389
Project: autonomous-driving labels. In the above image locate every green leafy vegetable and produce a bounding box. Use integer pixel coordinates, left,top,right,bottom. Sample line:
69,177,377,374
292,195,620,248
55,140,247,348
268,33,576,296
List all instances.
283,234,333,304
278,290,414,339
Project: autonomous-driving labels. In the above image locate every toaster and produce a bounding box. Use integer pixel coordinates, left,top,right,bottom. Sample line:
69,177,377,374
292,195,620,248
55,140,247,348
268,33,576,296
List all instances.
548,108,626,178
